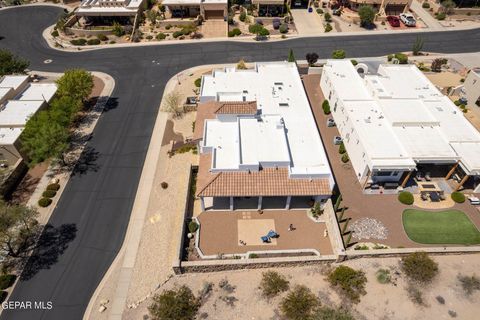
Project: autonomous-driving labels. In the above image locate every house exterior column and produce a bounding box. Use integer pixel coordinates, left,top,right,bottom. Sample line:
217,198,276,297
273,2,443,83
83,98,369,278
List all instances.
230,196,234,211
285,196,292,210
200,196,205,212
401,170,413,188
445,161,459,180
455,175,470,191
258,196,263,210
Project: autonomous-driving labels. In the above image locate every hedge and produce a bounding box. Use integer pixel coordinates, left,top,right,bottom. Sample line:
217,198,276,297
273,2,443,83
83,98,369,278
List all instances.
97,34,109,41
173,31,183,38
451,192,465,203
70,38,87,46
0,275,16,290
86,38,101,45
398,191,414,205
394,53,408,64
38,197,52,207
47,183,60,191
42,190,57,198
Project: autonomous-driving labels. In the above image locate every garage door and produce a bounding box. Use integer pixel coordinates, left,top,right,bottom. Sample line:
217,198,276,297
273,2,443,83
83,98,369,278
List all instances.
205,10,224,20
385,5,405,16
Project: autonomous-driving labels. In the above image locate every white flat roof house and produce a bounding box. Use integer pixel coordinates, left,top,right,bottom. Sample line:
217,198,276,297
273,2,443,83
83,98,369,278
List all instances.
77,0,144,17
0,75,29,105
195,62,334,211
0,79,57,166
321,60,480,191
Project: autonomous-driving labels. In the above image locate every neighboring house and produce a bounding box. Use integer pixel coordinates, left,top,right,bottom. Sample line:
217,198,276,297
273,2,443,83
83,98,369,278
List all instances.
0,75,29,105
161,0,227,19
0,78,57,167
253,0,286,16
194,62,334,211
321,60,480,192
76,0,144,17
337,0,412,15
463,68,480,108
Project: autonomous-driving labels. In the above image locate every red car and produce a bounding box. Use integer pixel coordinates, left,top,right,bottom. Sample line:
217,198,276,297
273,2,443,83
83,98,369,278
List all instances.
387,16,400,27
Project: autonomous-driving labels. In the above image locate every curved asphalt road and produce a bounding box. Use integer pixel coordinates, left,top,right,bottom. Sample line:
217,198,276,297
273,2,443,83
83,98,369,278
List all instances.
0,5,479,320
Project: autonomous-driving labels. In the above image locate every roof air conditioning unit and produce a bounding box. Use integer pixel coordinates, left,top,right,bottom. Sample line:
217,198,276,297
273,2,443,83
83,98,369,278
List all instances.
327,118,336,127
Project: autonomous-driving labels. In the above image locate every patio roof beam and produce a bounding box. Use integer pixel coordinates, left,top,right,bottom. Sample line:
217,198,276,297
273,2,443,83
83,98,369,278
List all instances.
445,161,460,180
400,170,413,188
455,175,470,191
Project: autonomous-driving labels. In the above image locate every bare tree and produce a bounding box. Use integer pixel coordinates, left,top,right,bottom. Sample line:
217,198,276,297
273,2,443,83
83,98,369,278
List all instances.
162,92,184,118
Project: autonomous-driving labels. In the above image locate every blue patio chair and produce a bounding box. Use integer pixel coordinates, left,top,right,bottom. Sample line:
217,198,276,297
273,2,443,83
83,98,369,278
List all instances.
267,230,279,238
261,236,270,243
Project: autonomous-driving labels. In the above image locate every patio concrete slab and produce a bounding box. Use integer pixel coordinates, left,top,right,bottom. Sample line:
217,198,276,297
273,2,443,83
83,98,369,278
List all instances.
238,218,277,246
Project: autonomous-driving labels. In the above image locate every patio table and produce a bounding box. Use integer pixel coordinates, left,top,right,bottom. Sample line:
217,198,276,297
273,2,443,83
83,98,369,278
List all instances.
430,192,440,202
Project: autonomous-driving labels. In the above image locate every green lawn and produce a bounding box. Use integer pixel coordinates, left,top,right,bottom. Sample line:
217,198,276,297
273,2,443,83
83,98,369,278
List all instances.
402,209,480,245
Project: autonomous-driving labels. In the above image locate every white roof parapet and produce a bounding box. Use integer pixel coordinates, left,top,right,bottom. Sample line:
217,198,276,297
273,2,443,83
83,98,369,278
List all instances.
321,59,480,176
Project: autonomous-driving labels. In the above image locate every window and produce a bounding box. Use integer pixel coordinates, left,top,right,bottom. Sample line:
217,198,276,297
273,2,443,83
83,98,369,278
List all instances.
375,171,392,176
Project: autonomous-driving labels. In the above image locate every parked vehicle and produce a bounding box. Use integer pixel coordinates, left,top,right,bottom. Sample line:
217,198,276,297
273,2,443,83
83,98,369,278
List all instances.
386,15,400,27
400,13,416,27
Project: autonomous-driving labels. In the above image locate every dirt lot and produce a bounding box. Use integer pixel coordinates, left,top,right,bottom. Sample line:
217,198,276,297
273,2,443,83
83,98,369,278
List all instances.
124,253,480,320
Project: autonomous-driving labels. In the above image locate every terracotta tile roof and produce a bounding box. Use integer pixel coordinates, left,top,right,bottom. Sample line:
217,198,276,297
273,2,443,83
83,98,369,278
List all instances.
214,101,257,115
197,167,331,197
193,101,218,140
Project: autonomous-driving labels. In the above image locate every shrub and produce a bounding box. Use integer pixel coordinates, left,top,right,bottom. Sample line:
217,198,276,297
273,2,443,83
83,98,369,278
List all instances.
239,11,247,22
332,49,346,59
338,142,346,154
47,183,60,191
188,220,199,233
51,30,59,37
70,38,87,46
156,32,166,40
38,197,52,207
407,285,424,305
165,24,172,30
0,291,7,304
42,190,57,198
248,23,263,34
394,53,408,64
422,1,430,8
228,28,241,37
351,59,358,66
97,34,108,41
306,52,319,66
146,35,153,40
451,192,465,203
398,191,414,205
227,16,234,25
0,274,16,290
341,153,349,163
324,12,332,22
259,271,289,299
317,8,324,14
194,78,202,88
237,59,247,70
280,285,319,320
313,306,355,320
161,182,168,189
109,40,116,44
148,285,200,320
376,269,391,284
112,22,125,37
458,274,480,296
255,19,263,25
87,38,101,45
401,251,438,284
436,12,446,20
358,5,376,27
327,265,367,303
324,23,332,32
322,100,330,114
273,19,281,29
173,31,183,38
248,253,258,258
279,24,288,34
387,54,393,61
436,295,445,304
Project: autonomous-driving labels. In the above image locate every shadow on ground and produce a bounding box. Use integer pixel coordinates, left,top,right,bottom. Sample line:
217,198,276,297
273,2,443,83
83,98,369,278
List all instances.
19,223,77,281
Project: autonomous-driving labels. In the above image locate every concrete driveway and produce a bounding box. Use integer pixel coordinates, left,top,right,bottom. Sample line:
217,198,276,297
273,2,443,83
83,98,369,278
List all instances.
291,9,324,35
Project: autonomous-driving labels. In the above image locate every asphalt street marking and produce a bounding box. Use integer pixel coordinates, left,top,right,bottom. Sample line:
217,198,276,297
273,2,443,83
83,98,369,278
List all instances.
43,59,52,64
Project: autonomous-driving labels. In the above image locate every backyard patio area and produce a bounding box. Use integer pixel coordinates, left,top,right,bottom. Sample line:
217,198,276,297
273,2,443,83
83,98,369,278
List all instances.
196,209,333,257
303,74,480,249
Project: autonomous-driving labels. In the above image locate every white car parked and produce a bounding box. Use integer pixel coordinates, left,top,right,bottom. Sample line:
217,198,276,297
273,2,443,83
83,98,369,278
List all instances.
400,13,416,27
